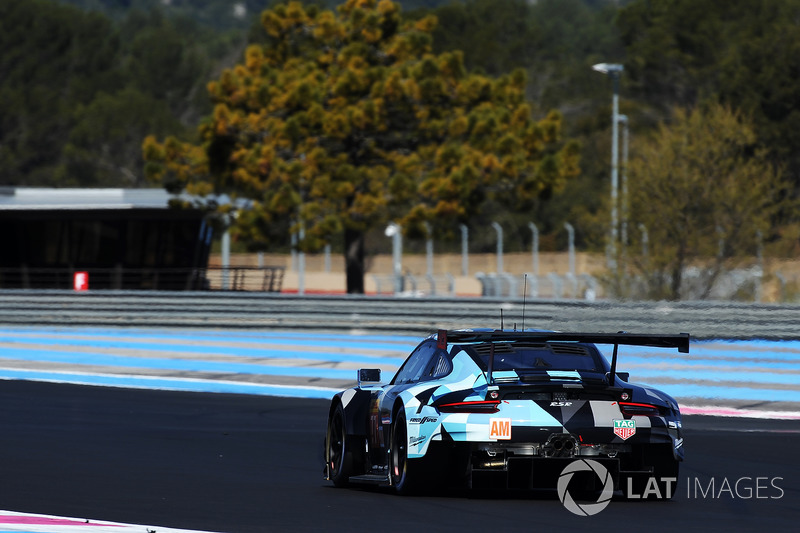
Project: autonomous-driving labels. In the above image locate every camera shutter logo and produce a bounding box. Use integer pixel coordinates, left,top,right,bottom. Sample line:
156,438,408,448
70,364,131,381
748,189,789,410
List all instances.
613,419,636,440
557,459,614,516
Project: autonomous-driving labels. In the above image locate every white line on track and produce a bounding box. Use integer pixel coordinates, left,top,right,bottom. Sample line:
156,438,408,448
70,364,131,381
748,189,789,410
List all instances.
0,511,221,533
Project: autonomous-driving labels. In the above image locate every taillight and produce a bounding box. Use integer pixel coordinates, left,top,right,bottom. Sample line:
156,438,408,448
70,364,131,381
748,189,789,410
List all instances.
437,400,501,414
618,401,663,417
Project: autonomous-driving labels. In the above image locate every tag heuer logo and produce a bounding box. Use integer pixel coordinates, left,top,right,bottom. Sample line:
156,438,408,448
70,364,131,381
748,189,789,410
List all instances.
613,419,636,440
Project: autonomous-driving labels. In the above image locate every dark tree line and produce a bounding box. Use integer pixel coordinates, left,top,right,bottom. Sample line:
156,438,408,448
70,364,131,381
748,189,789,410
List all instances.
0,0,241,186
5,0,800,260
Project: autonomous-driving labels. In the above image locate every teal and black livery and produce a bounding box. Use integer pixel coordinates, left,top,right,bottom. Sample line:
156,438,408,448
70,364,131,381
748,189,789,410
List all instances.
324,329,690,498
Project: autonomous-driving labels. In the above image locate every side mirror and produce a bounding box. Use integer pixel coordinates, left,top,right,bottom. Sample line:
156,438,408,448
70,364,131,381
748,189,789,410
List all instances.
358,368,381,386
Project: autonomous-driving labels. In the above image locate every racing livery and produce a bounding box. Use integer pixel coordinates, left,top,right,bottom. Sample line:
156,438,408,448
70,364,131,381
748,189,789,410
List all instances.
324,329,689,498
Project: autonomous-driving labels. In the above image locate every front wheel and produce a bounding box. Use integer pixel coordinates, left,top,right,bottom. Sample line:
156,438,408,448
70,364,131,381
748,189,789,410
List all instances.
389,409,425,494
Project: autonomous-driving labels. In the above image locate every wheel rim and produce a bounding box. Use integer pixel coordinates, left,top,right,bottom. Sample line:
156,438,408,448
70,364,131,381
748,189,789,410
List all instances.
328,411,345,476
391,416,407,484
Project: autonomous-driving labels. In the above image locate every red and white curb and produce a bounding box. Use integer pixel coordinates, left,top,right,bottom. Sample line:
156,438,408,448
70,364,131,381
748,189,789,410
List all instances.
0,511,221,533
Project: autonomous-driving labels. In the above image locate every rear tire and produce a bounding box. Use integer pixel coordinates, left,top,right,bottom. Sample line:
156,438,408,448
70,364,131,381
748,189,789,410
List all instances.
325,403,353,487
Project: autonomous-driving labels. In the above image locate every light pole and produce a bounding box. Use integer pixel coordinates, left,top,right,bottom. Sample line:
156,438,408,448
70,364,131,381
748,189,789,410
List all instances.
593,62,624,270
385,223,402,294
618,114,629,248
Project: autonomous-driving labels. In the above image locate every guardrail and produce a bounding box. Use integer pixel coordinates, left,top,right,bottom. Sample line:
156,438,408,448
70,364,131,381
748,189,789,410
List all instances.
0,290,798,340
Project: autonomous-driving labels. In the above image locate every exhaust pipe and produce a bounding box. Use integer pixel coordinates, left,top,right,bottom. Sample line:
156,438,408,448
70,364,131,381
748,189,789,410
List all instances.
544,434,578,457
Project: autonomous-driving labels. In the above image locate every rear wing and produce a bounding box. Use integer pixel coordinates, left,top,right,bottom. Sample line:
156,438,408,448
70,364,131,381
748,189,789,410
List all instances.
436,330,690,386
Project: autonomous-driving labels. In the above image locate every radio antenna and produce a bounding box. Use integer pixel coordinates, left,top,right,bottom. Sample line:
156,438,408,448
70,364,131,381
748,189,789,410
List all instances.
522,274,528,332
500,308,504,331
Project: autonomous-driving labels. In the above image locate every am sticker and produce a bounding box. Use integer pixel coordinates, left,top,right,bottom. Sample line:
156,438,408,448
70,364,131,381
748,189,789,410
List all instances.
489,418,512,440
613,419,636,440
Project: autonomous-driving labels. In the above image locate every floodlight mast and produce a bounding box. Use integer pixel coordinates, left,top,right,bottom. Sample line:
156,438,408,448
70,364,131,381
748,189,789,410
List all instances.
618,114,629,247
591,63,624,75
592,62,624,271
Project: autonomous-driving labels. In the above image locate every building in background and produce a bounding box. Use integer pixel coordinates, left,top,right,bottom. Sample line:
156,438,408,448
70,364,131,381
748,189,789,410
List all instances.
0,188,213,290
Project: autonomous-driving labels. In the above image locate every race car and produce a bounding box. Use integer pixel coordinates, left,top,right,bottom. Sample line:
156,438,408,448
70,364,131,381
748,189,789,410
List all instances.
324,329,689,498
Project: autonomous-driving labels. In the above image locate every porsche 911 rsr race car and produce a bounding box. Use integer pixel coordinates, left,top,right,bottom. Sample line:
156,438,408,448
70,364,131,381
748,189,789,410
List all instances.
324,329,689,498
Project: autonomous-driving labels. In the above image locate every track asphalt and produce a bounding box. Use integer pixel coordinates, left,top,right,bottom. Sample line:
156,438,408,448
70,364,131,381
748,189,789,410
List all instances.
1,383,798,533
1,326,798,532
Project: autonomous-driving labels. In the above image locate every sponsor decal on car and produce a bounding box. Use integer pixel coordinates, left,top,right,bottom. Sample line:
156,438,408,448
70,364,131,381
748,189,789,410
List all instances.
613,419,636,440
409,416,438,424
409,435,427,447
489,417,512,440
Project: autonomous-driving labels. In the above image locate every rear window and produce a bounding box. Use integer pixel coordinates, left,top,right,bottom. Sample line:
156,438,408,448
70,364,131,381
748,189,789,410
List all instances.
461,342,606,373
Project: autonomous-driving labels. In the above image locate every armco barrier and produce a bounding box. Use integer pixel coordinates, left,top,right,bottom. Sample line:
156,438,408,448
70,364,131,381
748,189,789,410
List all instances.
0,290,799,340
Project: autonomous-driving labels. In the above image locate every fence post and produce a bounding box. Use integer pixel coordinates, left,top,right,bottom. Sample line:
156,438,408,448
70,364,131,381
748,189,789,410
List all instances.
298,225,305,296
222,228,230,290
425,222,433,277
385,223,402,294
491,222,504,274
564,222,576,298
528,222,539,277
460,224,469,276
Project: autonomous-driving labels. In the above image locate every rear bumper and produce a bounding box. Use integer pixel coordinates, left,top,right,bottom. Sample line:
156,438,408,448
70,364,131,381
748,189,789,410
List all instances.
428,439,678,491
